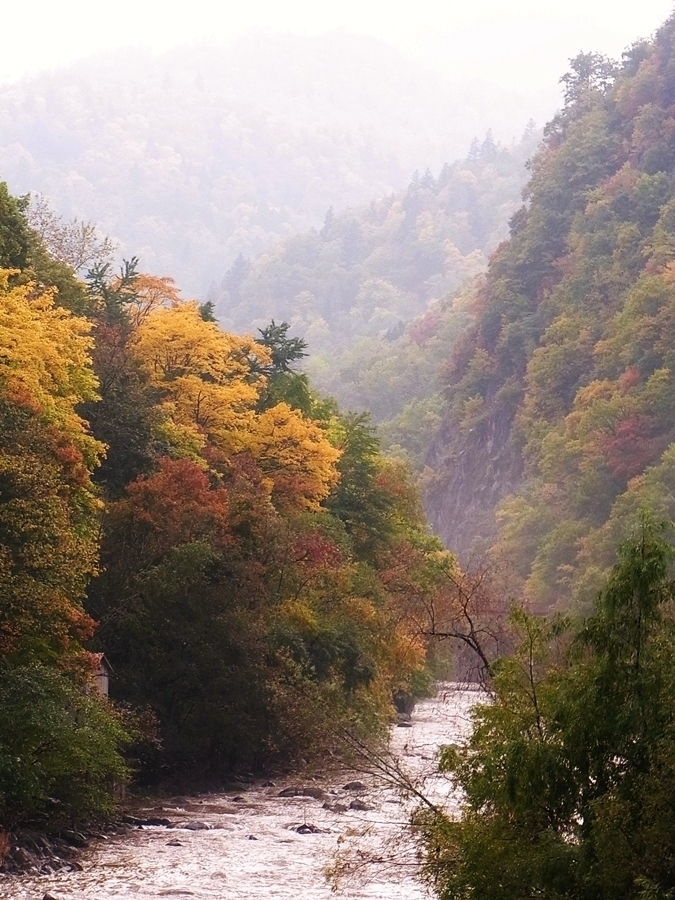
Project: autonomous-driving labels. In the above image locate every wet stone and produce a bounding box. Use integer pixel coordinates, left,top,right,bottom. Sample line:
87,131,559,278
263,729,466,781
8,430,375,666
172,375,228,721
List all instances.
10,847,34,867
323,801,348,813
342,781,366,791
292,823,330,835
278,786,327,800
60,831,88,848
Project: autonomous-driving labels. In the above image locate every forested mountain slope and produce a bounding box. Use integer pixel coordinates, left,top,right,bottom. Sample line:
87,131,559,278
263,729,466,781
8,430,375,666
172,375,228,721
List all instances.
0,180,465,826
215,130,538,422
426,18,675,610
0,33,545,296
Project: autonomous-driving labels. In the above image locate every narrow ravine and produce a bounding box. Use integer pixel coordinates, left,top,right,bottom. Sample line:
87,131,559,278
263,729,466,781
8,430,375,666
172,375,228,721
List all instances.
1,687,478,900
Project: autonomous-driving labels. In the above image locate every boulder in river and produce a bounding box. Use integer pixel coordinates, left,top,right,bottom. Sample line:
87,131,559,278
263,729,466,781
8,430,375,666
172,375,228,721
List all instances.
61,830,88,847
182,821,211,831
11,847,35,867
342,781,366,791
349,799,373,811
323,801,347,813
124,814,172,827
278,786,328,800
292,823,330,834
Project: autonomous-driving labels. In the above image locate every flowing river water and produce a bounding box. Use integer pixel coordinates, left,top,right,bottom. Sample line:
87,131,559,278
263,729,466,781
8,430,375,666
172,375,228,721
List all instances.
1,686,479,900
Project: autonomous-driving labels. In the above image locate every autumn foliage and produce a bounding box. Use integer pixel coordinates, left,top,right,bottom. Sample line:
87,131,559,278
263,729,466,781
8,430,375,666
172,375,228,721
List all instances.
0,192,451,824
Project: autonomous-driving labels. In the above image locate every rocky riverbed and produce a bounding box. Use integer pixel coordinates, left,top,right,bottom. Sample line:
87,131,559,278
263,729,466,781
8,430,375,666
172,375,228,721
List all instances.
0,686,478,900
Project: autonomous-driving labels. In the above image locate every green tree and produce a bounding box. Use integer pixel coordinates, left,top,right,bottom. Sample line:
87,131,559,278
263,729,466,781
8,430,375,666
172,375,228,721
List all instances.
0,665,129,828
254,320,313,414
422,516,675,900
0,183,29,269
560,51,618,108
326,413,395,559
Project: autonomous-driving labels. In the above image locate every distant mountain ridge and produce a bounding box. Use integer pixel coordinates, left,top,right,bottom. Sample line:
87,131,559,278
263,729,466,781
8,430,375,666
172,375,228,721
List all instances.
0,31,553,295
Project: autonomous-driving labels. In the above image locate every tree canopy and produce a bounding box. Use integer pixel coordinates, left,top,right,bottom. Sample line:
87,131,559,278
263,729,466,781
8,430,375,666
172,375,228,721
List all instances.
422,516,675,899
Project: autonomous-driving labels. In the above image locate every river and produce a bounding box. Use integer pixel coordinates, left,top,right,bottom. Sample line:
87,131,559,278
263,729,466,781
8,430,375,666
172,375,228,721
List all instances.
0,686,478,900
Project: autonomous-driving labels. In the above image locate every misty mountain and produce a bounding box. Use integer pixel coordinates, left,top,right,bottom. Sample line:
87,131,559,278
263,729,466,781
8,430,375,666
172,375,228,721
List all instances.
212,130,538,444
0,31,554,295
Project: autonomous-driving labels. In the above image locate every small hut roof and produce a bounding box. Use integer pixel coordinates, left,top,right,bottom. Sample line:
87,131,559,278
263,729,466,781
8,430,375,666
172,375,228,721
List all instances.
92,652,114,673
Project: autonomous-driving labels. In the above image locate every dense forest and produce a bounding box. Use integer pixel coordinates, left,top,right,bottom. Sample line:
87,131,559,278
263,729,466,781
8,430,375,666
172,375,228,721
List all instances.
5,9,675,898
421,515,675,898
330,18,675,617
0,180,493,830
0,32,548,297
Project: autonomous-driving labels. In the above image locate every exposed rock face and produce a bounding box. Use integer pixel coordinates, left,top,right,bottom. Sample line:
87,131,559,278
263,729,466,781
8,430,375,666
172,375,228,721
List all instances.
425,408,523,560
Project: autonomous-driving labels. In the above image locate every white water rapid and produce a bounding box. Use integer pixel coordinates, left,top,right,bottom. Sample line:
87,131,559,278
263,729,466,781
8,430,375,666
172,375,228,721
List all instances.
1,686,478,900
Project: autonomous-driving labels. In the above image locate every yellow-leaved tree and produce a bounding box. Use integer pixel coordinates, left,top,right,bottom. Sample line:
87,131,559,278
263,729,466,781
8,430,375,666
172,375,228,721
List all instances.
0,269,103,662
131,300,340,509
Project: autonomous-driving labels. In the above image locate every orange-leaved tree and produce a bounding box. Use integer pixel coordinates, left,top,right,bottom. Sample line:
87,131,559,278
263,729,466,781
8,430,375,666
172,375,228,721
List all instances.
131,300,340,509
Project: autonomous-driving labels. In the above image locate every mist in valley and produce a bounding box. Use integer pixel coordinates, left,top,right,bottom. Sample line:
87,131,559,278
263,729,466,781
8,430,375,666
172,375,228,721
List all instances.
6,5,675,896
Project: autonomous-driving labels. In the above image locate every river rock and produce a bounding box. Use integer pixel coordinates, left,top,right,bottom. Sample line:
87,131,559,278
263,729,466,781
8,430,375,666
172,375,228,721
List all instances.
349,798,373,811
124,814,173,827
342,781,366,791
183,821,211,830
323,801,347,813
302,786,328,800
11,846,35,867
122,814,142,826
43,892,64,900
61,830,88,847
292,823,330,834
278,786,328,800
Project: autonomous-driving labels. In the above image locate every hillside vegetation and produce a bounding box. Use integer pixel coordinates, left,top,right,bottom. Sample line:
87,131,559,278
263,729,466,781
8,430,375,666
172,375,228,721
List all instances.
422,516,675,899
0,182,478,828
417,17,675,610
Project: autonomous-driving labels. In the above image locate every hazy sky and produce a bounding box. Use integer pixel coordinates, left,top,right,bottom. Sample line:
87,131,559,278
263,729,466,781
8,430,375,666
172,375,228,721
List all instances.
3,0,674,91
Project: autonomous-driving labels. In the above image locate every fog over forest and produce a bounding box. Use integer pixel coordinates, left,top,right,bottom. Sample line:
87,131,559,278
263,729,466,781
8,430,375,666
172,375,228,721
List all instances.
0,32,554,296
7,6,675,898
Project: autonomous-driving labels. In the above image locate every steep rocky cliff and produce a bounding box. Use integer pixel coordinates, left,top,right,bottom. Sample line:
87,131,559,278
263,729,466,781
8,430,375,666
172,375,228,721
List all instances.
425,405,523,560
